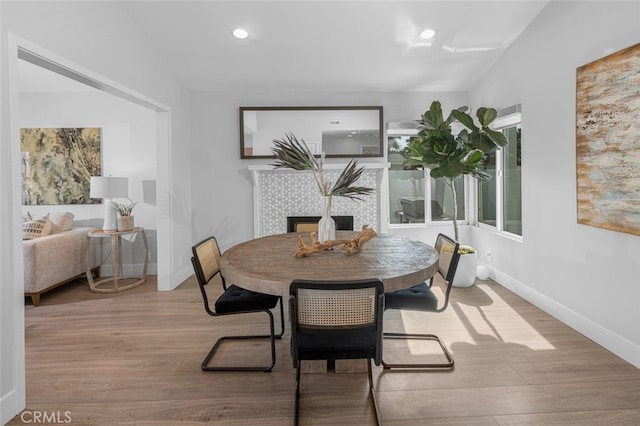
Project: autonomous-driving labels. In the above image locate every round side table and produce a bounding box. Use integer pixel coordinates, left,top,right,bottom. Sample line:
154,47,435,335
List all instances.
86,227,149,293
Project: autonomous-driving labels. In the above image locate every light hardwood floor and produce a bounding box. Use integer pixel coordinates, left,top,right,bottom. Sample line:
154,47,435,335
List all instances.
8,274,640,425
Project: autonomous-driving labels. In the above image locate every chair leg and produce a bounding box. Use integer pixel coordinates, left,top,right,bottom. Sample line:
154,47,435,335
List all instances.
202,309,277,372
294,359,381,425
368,360,381,426
275,296,285,339
294,361,301,426
382,332,454,369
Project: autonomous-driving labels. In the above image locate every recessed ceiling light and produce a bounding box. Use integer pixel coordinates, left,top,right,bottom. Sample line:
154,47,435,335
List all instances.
419,28,436,40
232,28,249,39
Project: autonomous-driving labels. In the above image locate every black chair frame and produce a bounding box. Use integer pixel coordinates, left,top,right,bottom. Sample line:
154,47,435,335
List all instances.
191,236,285,372
382,233,461,369
290,279,384,426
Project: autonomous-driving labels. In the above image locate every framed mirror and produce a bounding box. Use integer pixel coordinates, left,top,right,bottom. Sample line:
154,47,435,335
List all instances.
240,106,384,159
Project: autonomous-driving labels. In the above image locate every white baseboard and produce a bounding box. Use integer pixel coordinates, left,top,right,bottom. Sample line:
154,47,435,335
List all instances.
171,265,193,290
1,389,24,425
484,263,640,369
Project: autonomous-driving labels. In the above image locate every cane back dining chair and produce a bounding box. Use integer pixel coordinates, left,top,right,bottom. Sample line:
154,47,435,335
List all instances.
289,279,384,426
287,216,354,233
383,233,461,369
191,236,285,372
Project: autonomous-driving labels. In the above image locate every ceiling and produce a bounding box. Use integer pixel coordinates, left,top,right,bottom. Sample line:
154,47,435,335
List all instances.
19,1,550,93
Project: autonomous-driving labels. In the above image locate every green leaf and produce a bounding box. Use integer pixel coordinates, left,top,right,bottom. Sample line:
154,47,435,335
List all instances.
270,133,318,170
479,107,498,126
451,109,477,131
469,169,492,181
421,101,445,129
456,129,470,145
469,133,496,153
403,158,425,168
329,159,375,200
430,166,445,179
483,128,508,147
462,149,484,164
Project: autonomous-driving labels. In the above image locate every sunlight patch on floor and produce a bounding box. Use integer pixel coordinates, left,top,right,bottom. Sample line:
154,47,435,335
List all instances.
386,282,556,352
454,283,556,351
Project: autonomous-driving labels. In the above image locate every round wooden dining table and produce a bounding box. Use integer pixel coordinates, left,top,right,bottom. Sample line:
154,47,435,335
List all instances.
220,231,439,296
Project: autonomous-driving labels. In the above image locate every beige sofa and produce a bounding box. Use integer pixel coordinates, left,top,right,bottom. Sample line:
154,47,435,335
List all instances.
24,227,101,306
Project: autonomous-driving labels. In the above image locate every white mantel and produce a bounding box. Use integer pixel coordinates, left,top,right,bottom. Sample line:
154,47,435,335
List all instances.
249,163,389,237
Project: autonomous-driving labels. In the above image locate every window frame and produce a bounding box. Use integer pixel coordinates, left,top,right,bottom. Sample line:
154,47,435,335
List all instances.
475,106,522,241
386,127,469,229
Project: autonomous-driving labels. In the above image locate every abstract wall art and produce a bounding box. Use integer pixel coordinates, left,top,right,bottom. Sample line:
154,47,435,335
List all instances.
576,43,640,236
21,127,102,205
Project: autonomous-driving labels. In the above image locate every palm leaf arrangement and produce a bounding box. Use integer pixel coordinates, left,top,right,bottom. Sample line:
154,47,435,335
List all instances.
271,133,374,201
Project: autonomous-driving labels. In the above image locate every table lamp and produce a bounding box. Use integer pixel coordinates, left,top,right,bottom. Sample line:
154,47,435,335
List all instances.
90,176,129,231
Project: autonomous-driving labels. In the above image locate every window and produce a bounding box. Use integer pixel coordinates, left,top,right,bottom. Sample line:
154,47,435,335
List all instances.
388,135,425,224
387,131,465,225
477,106,522,237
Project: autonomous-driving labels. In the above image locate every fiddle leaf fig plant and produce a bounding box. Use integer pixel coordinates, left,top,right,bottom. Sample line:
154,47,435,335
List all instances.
404,100,507,241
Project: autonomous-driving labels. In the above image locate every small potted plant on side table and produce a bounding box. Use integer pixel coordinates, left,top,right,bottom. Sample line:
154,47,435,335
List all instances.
111,198,138,232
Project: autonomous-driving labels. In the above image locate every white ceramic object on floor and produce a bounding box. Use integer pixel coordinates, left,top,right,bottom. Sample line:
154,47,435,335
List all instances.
454,250,477,287
476,264,490,280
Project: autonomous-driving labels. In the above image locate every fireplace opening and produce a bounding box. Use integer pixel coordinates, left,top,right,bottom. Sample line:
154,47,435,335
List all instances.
287,216,354,233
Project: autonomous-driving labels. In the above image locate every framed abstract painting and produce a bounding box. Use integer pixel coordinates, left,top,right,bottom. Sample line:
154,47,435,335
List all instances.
576,43,640,236
21,127,102,205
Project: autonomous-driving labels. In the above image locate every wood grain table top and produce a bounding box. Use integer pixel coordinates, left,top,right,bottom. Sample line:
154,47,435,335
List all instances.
220,231,439,296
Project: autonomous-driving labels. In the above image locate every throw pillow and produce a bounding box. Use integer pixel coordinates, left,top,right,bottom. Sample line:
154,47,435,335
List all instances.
49,211,75,234
22,213,52,240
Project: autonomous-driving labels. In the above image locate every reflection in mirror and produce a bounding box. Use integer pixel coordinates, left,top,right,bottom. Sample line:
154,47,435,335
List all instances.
240,106,383,158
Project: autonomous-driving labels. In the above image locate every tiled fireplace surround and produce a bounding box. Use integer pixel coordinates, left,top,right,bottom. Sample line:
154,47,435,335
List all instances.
249,164,388,237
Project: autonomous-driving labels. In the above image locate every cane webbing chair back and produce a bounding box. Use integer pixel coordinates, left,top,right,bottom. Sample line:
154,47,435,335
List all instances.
193,237,224,288
287,216,354,233
434,233,460,286
294,223,318,233
431,233,461,312
296,286,377,327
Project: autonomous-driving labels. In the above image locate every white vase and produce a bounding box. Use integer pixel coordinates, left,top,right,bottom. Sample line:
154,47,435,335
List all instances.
317,196,336,243
453,250,477,287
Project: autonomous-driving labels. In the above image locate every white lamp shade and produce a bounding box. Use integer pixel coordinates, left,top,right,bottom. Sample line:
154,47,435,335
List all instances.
90,176,129,199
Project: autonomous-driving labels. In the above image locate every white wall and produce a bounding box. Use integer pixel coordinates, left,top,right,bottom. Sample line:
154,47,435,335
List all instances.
189,91,467,252
1,2,191,423
19,91,158,271
469,1,640,367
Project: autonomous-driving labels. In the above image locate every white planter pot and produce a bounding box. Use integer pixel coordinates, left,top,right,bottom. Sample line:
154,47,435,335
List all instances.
453,250,477,287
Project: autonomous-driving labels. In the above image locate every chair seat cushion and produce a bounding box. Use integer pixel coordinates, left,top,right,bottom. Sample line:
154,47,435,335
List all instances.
384,282,438,311
215,284,280,313
293,328,378,361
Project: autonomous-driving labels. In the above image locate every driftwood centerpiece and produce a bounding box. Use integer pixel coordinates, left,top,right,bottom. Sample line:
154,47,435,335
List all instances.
294,225,377,257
